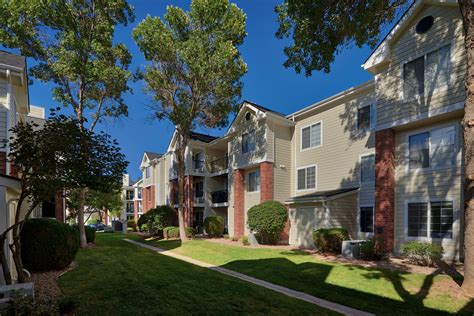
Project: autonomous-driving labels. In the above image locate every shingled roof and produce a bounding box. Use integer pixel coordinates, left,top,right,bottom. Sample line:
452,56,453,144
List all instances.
190,131,218,143
144,151,162,161
0,50,26,70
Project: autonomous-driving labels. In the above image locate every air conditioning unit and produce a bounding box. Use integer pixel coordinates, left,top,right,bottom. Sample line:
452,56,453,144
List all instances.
341,240,367,259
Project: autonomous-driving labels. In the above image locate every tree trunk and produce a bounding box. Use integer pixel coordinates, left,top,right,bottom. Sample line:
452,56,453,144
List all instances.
461,0,474,295
0,236,12,285
78,188,88,247
176,146,188,242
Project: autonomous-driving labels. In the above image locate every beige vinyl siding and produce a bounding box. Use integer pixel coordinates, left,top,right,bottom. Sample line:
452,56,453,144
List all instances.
376,6,465,129
0,81,6,106
229,110,267,169
273,123,292,203
329,193,358,239
0,108,7,147
394,117,463,259
292,88,376,197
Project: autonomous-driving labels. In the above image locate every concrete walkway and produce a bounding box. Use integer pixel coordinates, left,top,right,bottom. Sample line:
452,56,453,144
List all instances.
124,238,374,316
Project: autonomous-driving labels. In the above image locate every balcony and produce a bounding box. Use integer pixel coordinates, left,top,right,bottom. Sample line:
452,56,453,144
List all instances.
193,159,205,174
210,156,228,176
193,195,205,206
211,190,228,207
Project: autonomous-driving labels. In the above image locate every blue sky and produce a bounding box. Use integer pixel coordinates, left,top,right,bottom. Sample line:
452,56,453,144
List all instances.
9,0,379,180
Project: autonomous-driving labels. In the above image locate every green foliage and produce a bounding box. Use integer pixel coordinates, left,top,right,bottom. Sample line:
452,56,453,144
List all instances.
127,220,137,232
275,0,411,75
360,237,387,261
240,235,250,246
204,216,225,237
312,228,349,253
247,201,288,244
402,241,444,266
163,226,195,239
58,296,78,315
137,205,175,235
72,225,96,244
223,234,230,240
8,293,58,316
20,218,79,272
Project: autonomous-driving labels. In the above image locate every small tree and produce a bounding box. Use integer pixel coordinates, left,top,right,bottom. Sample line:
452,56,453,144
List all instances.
247,201,288,245
133,0,247,241
0,0,134,248
67,189,123,224
275,0,474,294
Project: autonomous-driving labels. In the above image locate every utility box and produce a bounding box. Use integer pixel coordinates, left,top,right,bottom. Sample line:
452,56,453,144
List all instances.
341,240,367,259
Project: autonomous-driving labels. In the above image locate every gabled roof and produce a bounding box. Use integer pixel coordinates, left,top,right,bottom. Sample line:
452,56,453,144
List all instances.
243,100,287,118
144,151,162,161
362,0,458,73
0,50,26,70
190,131,218,143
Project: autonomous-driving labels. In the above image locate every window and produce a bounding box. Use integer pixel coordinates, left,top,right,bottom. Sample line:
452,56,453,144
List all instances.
297,166,316,190
126,190,134,200
301,122,322,150
360,154,375,183
242,130,256,154
248,170,260,192
407,201,453,239
137,189,142,199
359,207,374,233
126,202,134,213
403,45,450,99
145,166,151,178
195,181,204,198
409,126,455,170
357,104,376,131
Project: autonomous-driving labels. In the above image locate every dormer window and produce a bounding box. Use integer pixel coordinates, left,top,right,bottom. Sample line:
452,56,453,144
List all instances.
245,112,251,121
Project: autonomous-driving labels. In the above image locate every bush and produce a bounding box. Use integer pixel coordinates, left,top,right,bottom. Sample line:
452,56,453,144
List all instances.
9,293,58,315
72,225,96,244
360,237,386,260
127,220,137,232
312,228,349,253
21,218,79,272
163,226,195,239
241,235,250,246
204,216,225,237
402,241,443,266
247,201,288,244
137,205,175,235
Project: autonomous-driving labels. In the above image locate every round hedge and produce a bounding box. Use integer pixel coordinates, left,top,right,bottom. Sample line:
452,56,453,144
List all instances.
21,218,79,272
247,201,288,244
204,216,224,237
312,228,349,253
72,225,97,244
137,205,175,235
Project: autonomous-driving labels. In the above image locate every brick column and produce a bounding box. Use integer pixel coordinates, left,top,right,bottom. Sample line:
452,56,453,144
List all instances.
54,190,64,223
375,128,395,252
233,169,245,239
184,176,193,227
260,162,274,202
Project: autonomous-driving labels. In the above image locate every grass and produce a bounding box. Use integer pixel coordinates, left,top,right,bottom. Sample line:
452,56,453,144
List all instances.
127,235,474,316
58,233,337,316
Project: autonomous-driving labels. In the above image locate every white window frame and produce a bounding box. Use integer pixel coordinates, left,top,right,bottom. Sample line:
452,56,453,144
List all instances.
400,41,455,101
247,169,260,193
357,204,374,236
404,198,455,241
295,164,317,192
357,104,376,131
300,121,323,152
359,153,375,184
405,123,458,173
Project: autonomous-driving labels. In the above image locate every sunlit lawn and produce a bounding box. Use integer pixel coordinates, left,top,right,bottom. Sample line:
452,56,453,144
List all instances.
127,234,474,316
59,233,336,315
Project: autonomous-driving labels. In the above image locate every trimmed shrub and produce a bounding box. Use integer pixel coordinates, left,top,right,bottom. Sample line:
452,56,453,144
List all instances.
204,216,225,237
402,241,443,266
247,201,288,244
312,228,349,253
21,218,79,272
360,237,386,260
163,226,195,239
137,205,175,236
127,220,137,232
72,225,96,244
241,235,250,246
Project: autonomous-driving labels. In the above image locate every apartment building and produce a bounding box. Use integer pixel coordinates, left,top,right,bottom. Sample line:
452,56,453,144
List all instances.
140,151,163,212
143,0,464,260
121,174,143,222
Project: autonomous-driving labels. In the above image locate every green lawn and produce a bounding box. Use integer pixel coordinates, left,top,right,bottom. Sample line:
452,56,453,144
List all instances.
59,233,337,315
127,235,474,316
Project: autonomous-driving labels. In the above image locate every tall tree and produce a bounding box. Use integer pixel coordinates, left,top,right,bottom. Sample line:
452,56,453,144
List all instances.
0,0,134,247
133,0,247,240
275,0,474,293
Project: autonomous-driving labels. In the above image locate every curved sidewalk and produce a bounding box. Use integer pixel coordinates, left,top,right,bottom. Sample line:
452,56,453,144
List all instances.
124,238,374,316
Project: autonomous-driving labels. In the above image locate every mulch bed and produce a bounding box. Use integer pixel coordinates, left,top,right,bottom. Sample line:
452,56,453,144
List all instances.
28,261,77,302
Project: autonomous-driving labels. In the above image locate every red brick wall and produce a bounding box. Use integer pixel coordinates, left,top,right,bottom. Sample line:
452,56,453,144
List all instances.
142,186,155,213
260,162,274,202
0,152,6,175
184,176,193,227
375,128,395,252
233,169,245,239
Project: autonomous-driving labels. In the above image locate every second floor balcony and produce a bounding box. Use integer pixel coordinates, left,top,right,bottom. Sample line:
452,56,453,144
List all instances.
210,156,228,175
211,190,228,206
193,195,205,205
193,159,205,174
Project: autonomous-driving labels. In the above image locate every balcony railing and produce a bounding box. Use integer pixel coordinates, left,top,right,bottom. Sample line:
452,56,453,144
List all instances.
193,160,205,173
194,195,205,204
210,156,228,174
211,190,228,204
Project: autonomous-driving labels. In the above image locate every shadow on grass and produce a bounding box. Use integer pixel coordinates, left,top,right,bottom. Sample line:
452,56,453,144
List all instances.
220,257,474,316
